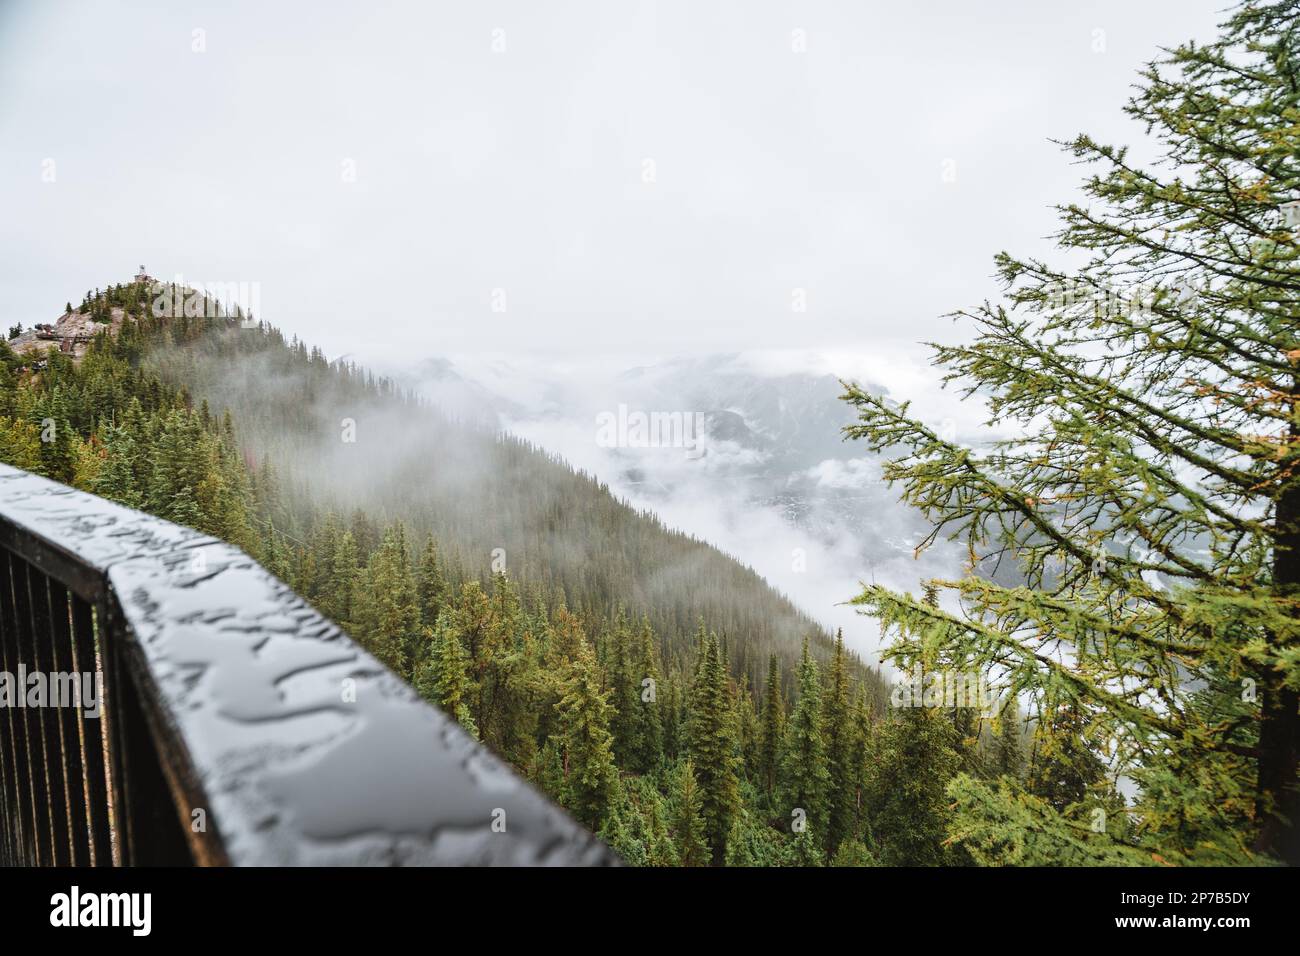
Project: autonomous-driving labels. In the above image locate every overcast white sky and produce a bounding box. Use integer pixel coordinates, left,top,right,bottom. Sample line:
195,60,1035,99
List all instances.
1,0,1227,364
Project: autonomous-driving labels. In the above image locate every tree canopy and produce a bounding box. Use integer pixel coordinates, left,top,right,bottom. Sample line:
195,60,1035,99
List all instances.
844,0,1300,865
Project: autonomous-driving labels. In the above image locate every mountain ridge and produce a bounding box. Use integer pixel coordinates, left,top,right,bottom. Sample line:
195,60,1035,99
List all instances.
2,275,888,703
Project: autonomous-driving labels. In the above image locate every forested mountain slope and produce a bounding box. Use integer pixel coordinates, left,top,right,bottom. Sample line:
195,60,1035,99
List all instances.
132,289,881,697
1,278,927,866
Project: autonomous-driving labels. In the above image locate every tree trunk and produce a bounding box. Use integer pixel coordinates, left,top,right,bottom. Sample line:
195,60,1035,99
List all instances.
1256,412,1300,864
1254,685,1299,863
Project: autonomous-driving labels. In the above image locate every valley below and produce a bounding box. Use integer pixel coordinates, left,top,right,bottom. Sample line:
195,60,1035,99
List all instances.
396,348,998,670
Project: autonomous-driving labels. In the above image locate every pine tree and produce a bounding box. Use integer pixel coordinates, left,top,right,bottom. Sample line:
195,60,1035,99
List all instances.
479,573,538,766
416,534,447,629
91,420,142,507
34,405,76,484
867,697,959,866
533,738,567,807
145,408,207,528
259,524,292,582
687,631,740,864
598,793,645,866
349,525,419,673
993,698,1025,781
735,672,761,782
758,654,785,801
417,620,478,738
669,758,710,867
847,691,873,842
212,435,256,552
324,530,359,628
830,838,876,867
778,637,830,853
628,618,664,773
925,584,986,782
662,675,683,761
605,612,639,765
552,638,619,831
951,704,985,780
843,0,1300,864
788,826,824,867
1028,700,1109,816
604,778,677,867
0,417,42,473
822,629,854,853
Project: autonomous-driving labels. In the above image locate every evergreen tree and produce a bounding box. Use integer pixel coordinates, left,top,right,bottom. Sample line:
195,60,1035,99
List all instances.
758,654,785,801
735,672,761,782
669,758,710,867
35,407,76,484
605,612,639,765
211,435,256,552
1028,700,1109,816
350,525,419,673
924,585,986,783
145,408,207,528
687,631,740,864
822,630,854,853
0,417,42,473
951,704,985,780
788,826,824,867
416,620,478,737
91,420,141,507
552,638,619,831
479,573,539,766
867,697,959,866
830,838,876,867
848,692,873,843
416,534,447,629
325,530,360,628
843,0,1300,864
628,618,665,773
993,698,1026,781
778,637,830,852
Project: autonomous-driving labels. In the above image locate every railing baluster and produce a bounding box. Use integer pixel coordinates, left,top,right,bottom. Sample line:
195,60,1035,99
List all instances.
47,583,88,866
0,729,8,866
68,595,111,867
98,600,132,865
12,560,54,865
0,550,21,864
26,567,72,865
0,550,39,865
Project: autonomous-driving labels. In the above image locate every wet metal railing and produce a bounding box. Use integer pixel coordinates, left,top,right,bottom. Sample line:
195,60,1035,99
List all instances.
0,463,615,866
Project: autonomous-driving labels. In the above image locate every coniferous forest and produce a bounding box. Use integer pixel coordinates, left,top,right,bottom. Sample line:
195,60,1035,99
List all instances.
3,287,910,866
2,0,1299,871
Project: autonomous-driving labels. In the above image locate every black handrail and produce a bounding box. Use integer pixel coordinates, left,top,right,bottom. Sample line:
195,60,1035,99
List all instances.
0,463,616,866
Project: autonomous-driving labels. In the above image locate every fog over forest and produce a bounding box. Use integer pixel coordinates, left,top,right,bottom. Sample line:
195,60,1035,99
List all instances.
384,344,1018,668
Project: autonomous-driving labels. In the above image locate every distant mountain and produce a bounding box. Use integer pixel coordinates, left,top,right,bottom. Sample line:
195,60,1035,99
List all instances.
402,352,970,664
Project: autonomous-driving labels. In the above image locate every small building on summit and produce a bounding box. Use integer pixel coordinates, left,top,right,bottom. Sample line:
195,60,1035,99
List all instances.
134,264,151,283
